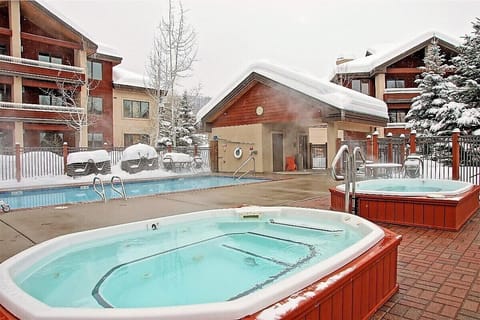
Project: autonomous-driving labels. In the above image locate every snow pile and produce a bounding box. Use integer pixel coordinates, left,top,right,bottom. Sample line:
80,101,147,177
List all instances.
113,67,151,89
67,150,110,164
121,144,158,161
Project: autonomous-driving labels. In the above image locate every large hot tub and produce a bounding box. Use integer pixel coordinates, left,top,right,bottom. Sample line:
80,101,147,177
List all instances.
0,207,400,320
331,179,480,231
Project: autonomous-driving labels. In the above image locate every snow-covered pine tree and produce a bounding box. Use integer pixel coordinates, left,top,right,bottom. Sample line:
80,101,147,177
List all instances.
405,38,451,134
437,18,480,134
176,91,197,146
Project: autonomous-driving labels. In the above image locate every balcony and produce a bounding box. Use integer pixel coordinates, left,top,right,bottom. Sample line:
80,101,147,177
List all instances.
0,54,85,83
0,101,84,122
384,87,420,103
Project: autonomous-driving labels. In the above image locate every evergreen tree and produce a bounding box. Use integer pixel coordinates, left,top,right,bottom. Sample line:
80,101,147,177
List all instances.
175,91,197,146
435,18,480,135
405,39,451,134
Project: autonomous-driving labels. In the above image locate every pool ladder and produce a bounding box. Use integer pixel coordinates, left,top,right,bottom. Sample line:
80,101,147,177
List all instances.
331,145,366,214
92,176,127,202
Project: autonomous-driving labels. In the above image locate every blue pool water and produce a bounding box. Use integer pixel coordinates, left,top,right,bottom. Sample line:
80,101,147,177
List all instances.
0,176,266,210
15,215,362,308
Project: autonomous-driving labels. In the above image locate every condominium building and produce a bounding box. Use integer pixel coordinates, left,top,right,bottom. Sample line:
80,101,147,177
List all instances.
0,0,156,148
331,31,459,136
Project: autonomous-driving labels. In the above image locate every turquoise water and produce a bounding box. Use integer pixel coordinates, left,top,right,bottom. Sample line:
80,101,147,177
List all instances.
16,217,362,308
0,176,265,210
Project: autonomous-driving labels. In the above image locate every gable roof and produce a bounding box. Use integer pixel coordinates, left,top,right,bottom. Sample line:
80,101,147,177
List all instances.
198,61,388,126
334,31,460,76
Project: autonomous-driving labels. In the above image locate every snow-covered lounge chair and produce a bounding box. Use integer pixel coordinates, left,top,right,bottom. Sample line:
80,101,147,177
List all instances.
66,150,111,177
120,144,159,174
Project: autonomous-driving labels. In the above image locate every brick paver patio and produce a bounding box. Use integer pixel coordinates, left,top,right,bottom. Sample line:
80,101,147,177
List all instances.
296,194,480,320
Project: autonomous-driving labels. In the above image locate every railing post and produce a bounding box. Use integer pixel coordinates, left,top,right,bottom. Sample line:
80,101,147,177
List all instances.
167,145,172,153
63,142,68,174
452,128,460,180
400,134,406,163
409,130,416,154
372,131,379,162
194,144,198,157
15,143,21,182
387,132,393,163
366,134,372,161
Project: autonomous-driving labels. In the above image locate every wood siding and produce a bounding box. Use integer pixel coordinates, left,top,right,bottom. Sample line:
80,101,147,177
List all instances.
211,82,322,128
330,186,480,231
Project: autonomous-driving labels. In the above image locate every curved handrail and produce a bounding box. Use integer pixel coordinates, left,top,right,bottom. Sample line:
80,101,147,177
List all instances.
111,176,127,200
92,177,106,202
233,153,256,180
331,145,351,213
351,146,366,214
330,144,349,181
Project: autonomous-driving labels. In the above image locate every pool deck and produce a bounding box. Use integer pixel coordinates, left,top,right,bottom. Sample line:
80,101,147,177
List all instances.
1,172,480,319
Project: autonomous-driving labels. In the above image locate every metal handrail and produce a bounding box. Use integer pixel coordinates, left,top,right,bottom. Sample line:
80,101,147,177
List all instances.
233,153,256,180
351,146,366,214
111,176,127,200
92,177,106,202
331,145,350,213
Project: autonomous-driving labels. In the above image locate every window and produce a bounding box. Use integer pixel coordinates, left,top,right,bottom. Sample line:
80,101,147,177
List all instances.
0,44,6,55
124,134,150,146
88,133,104,148
123,100,149,119
39,94,63,106
88,96,103,114
388,110,406,123
38,53,62,65
87,60,102,80
351,79,369,95
386,79,405,89
40,132,63,148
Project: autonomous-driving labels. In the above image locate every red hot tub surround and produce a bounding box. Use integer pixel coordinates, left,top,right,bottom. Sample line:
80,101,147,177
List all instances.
330,183,480,231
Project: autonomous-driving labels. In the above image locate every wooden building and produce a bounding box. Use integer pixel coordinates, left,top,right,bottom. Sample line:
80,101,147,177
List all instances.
198,62,388,173
0,0,155,149
331,31,459,136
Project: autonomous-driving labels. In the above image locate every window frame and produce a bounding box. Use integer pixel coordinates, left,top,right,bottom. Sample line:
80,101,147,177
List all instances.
87,60,103,80
88,132,104,148
123,99,150,119
87,96,103,115
124,133,150,147
38,52,62,65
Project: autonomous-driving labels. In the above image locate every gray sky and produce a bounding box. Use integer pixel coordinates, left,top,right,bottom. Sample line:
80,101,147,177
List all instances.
43,0,480,97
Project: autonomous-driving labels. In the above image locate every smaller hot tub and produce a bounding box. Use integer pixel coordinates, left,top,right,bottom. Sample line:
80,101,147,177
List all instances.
331,179,480,231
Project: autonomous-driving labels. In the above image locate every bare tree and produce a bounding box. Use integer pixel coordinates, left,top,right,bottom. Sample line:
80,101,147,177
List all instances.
146,0,197,148
46,74,100,147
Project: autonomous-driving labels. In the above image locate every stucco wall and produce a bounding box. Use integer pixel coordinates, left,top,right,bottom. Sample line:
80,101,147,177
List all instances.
112,87,156,146
212,124,263,173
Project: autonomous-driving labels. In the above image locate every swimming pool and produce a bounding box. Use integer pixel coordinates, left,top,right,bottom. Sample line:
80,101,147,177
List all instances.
0,176,266,210
0,206,396,320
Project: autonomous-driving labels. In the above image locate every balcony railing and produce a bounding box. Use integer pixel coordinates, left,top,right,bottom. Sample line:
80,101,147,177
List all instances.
384,87,421,94
0,54,84,74
0,101,83,114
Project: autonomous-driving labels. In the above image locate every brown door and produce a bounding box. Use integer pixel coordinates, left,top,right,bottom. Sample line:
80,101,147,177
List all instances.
299,135,308,170
272,133,283,171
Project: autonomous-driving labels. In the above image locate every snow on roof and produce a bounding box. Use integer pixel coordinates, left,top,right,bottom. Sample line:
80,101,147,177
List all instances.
334,31,461,75
197,61,388,122
35,0,97,48
122,144,157,161
67,150,109,165
97,42,121,59
113,67,151,88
